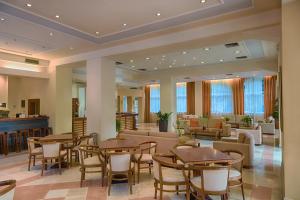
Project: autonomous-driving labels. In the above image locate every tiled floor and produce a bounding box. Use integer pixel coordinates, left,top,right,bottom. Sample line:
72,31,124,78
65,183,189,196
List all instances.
0,140,282,200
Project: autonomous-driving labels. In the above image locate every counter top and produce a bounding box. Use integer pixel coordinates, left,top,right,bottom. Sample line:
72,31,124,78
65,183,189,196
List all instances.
0,116,49,122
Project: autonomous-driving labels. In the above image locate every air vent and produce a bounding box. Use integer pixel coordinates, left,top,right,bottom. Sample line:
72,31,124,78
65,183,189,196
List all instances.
184,77,191,80
225,42,239,48
130,87,138,90
115,61,123,65
226,73,233,76
138,68,147,71
25,58,39,65
236,56,248,59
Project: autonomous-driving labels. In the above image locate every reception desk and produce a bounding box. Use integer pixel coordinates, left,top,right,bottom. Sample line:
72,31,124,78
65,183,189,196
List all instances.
116,112,138,131
0,116,49,132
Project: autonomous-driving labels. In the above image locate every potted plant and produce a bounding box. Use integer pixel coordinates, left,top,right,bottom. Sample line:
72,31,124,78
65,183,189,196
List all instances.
241,115,252,127
116,119,121,133
156,111,172,132
224,116,230,122
272,98,280,129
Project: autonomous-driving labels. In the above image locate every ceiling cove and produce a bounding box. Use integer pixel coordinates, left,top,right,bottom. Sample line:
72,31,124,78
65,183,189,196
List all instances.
0,0,252,44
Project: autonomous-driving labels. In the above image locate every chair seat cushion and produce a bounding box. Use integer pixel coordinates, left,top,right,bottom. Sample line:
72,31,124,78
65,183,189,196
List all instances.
134,153,152,162
84,156,101,166
190,176,202,189
60,150,68,156
107,162,134,171
32,147,42,154
229,169,241,180
161,167,185,183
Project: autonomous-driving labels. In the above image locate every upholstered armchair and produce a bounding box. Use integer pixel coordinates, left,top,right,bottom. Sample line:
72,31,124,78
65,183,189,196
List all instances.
0,180,16,200
260,121,275,135
213,132,255,168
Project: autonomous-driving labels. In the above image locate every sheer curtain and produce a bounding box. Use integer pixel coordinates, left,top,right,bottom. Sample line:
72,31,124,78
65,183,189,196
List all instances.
244,77,264,115
78,87,86,117
211,80,233,115
150,85,160,113
123,96,127,112
176,82,187,113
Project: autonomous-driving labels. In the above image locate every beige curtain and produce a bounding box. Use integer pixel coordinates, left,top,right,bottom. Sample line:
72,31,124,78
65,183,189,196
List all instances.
127,96,133,112
117,96,120,113
144,86,151,123
264,76,277,118
202,81,211,117
187,82,195,115
232,78,245,115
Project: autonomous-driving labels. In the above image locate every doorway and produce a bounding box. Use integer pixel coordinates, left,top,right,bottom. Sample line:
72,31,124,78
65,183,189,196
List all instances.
28,99,40,115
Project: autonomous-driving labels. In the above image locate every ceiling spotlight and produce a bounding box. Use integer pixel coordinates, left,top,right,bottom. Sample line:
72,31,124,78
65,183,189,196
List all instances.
162,55,166,58
146,57,150,60
156,12,161,16
235,50,240,54
131,65,135,68
95,31,100,35
49,32,53,36
236,75,240,78
169,65,172,68
26,3,32,7
183,64,186,66
0,18,5,21
123,23,127,27
69,47,74,50
220,59,224,62
55,15,60,18
193,57,197,60
204,47,210,51
154,67,158,70
182,51,187,55
201,0,206,3
201,61,205,64
130,59,134,63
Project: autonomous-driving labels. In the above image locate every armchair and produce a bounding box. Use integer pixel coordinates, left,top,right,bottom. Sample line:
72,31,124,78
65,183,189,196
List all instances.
260,121,275,135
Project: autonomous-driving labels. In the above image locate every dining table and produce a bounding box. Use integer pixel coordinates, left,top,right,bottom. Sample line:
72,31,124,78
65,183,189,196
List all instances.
98,138,140,152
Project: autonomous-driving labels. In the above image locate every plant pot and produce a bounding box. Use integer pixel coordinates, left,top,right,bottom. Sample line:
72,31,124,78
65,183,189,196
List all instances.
159,120,168,132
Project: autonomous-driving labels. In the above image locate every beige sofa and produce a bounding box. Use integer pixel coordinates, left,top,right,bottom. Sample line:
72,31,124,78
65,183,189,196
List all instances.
118,130,179,154
213,132,255,168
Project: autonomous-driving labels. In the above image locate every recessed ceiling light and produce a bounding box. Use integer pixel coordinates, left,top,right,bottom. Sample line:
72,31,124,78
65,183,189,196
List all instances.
201,0,206,3
235,50,240,54
182,51,187,55
131,65,135,68
169,65,172,68
55,15,60,18
154,67,158,70
49,32,53,36
193,57,197,60
173,59,176,62
162,55,166,58
130,59,134,63
201,61,205,64
161,58,165,61
146,57,150,60
219,59,224,62
156,13,161,16
183,64,186,66
0,18,5,21
69,47,74,50
204,47,210,51
95,31,100,35
236,75,240,78
26,3,32,7
123,23,127,27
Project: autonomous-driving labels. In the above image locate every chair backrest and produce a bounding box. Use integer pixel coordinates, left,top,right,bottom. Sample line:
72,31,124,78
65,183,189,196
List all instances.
222,150,244,172
175,144,196,149
153,159,160,180
27,138,36,152
140,141,157,155
78,145,104,166
202,166,229,193
109,152,131,172
0,180,16,200
42,142,60,158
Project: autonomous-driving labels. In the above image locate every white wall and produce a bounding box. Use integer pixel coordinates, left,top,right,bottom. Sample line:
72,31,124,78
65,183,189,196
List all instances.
0,75,8,105
282,1,300,199
7,76,48,117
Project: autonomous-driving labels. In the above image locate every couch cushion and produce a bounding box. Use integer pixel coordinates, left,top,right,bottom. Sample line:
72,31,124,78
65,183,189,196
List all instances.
198,117,208,127
237,132,254,144
207,119,223,129
189,119,199,127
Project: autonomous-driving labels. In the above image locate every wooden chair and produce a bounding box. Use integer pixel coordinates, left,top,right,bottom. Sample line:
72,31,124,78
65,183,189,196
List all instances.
107,152,135,195
8,131,21,153
152,155,188,200
133,141,157,183
31,128,42,137
78,145,106,187
184,164,230,200
20,129,30,150
222,150,245,200
27,137,43,171
41,142,68,176
0,180,16,200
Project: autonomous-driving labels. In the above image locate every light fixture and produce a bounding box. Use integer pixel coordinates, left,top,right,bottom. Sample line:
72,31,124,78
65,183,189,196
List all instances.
204,47,210,51
193,57,197,60
183,64,186,66
123,23,127,27
130,59,134,63
235,50,240,54
182,51,187,55
154,67,158,70
95,31,100,35
169,65,172,68
55,15,60,19
201,61,205,64
162,55,166,58
26,3,32,7
201,0,206,3
131,65,135,68
156,12,161,16
219,59,224,62
146,57,150,60
0,18,5,21
49,32,53,36
69,47,74,50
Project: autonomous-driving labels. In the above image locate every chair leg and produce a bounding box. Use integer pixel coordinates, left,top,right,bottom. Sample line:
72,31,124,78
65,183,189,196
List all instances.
149,163,151,174
176,185,179,195
186,184,190,200
101,169,105,187
241,184,245,200
137,163,140,183
28,155,31,171
33,155,36,166
128,172,133,194
159,183,163,200
108,173,112,196
41,159,45,176
154,181,157,199
80,168,85,187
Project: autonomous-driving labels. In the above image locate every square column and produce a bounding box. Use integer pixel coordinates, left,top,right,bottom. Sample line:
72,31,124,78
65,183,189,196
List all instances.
86,57,116,142
160,76,177,132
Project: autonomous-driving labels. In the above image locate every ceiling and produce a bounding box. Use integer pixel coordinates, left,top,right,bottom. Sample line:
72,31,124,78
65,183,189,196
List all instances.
0,0,281,60
112,39,278,72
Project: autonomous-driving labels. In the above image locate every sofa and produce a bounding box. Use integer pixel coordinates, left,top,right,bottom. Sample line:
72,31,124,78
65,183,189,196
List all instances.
235,125,262,145
259,116,276,135
182,117,231,139
213,132,255,168
118,130,180,154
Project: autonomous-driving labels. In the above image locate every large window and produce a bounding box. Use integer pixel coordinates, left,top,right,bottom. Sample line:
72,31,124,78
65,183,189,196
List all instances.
176,82,187,113
150,85,160,113
211,80,233,115
123,96,127,112
244,78,264,115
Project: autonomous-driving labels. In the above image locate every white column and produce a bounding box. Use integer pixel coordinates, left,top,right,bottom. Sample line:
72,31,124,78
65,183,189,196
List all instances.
160,76,177,132
282,1,300,199
195,81,202,116
86,57,116,143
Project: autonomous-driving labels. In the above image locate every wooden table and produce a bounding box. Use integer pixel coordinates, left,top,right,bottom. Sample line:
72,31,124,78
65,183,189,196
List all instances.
99,139,139,151
39,133,73,143
171,147,233,164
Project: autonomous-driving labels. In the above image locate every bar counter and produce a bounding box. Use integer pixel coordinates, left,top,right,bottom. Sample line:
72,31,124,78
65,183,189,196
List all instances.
116,112,138,130
0,116,49,132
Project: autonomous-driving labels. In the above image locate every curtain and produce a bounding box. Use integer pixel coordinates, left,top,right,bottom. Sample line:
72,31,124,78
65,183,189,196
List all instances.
244,77,264,115
232,78,244,115
264,76,277,118
117,96,120,113
123,96,127,112
187,82,195,114
202,81,211,117
127,96,133,113
176,82,187,113
144,86,151,123
211,80,233,115
150,85,160,113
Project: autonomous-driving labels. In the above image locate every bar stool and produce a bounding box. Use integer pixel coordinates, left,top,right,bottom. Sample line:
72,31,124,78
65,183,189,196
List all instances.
31,128,42,137
0,132,7,155
19,129,30,150
7,131,21,153
45,127,53,136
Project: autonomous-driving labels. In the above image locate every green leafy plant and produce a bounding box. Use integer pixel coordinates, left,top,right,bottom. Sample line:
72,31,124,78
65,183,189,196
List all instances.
116,119,121,132
241,115,252,127
156,111,172,121
224,116,230,122
272,98,279,120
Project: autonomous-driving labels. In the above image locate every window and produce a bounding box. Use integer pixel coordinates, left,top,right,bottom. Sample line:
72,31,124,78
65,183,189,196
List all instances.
123,96,127,112
211,80,233,115
78,87,86,117
244,78,264,115
176,82,187,113
150,84,160,113
133,97,139,113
